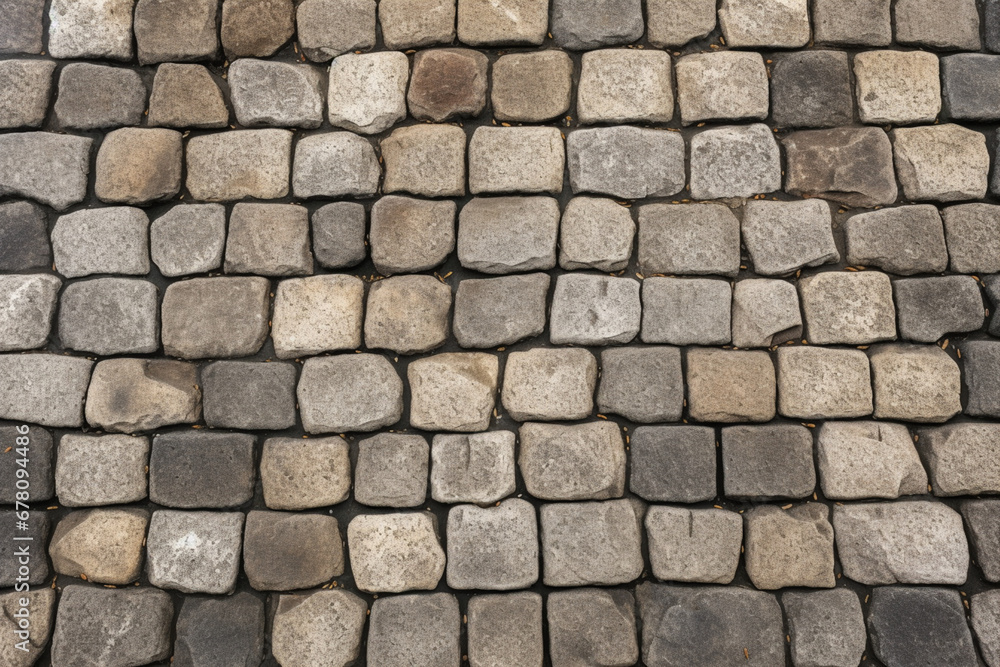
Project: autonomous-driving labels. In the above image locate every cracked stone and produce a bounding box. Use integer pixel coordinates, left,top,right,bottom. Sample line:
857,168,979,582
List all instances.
578,49,674,124
550,274,641,345
453,273,550,348
519,421,625,501
597,347,684,423
201,360,298,430
49,508,148,584
261,436,351,510
408,353,499,432
742,199,839,276
364,274,452,355
408,48,488,122
743,504,835,589
0,132,92,210
721,424,815,500
147,63,229,128
893,124,990,202
783,127,898,207
568,126,685,199
221,0,294,58
869,343,962,423
798,271,896,345
457,196,559,275
0,274,60,352
492,50,574,122
687,349,776,423
560,197,635,272
58,278,159,356
730,279,801,349
243,511,344,591
645,506,742,583
430,431,517,505
327,51,408,134
0,354,93,428
149,431,255,509
845,204,948,275
298,354,404,433
55,434,148,507
540,499,643,586
446,499,539,590
229,59,324,128
470,127,565,195
150,203,226,277
85,358,202,433
370,195,456,275
355,433,429,508
675,51,768,125
854,50,941,125
689,123,781,200
348,512,445,593
776,346,874,419
161,277,271,359
272,275,364,358
382,124,466,198
502,348,597,422
297,0,376,61
146,510,244,594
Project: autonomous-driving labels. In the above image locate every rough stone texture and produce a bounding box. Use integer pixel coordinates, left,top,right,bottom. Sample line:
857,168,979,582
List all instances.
0,425,54,504
467,593,544,667
854,50,941,125
942,54,1000,121
894,276,983,343
173,593,265,667
261,436,352,510
201,361,298,430
382,124,465,198
147,63,229,128
550,274,641,345
645,506,742,583
150,204,226,277
134,0,218,64
446,499,539,590
457,196,558,274
367,593,461,667
918,423,1000,496
718,0,810,48
379,0,456,49
867,587,979,667
893,124,990,202
470,127,564,195
973,591,1000,667
0,274,60,352
292,131,380,199
0,589,55,667
0,133,93,211
502,348,597,422
453,273,550,348
370,196,456,275
817,421,929,500
722,424,816,500
49,508,148,584
186,129,292,201
146,510,244,594
85,359,202,433
0,0,44,54
492,50,574,122
243,511,343,591
686,349,776,423
408,48,488,122
689,123,782,200
783,127,898,207
944,203,1000,272
48,0,135,60
798,271,897,345
869,344,962,423
578,49,674,124
547,589,639,667
272,275,364,358
783,589,867,667
519,421,626,501
408,353,499,432
55,434,148,507
551,0,643,50
629,426,716,503
313,203,367,269
559,197,635,272
271,590,367,667
963,500,1000,582
813,0,891,45
54,63,146,130
895,0,981,50
638,204,739,277
365,275,452,355
963,341,1000,417
456,0,549,46
0,510,49,586
148,432,255,509
430,431,517,505
845,205,948,275
161,277,271,359
743,504,835,589
675,51,769,125
221,0,294,58
225,203,312,276
51,207,149,278
540,499,643,587
0,200,50,272
986,276,1000,336
0,354,93,428
355,433,428,508
833,501,969,585
776,346,874,419
647,0,716,47
58,278,159,356
567,126,685,199
730,279,802,348
296,0,376,61
742,199,839,276
638,278,729,346
347,512,445,592
229,59,324,128
298,354,404,433
327,52,408,134
597,347,683,423
0,59,55,129
771,50,854,128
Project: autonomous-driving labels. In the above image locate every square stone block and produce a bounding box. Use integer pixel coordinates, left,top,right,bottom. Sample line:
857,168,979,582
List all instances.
783,127,898,207
845,205,948,275
292,132,380,198
161,276,271,359
597,347,683,423
297,354,403,433
777,346,873,419
146,510,244,594
296,0,375,61
551,0,644,49
174,593,265,667
408,353,498,432
771,50,854,128
744,505,835,590
0,354,93,428
379,0,455,49
675,51,768,125
228,59,323,128
892,124,990,202
457,0,548,46
224,203,312,276
547,589,639,667
869,344,962,423
50,508,146,584
453,273,549,348
261,436,351,510
689,124,781,200
731,279,802,349
917,423,1000,497
742,199,839,276
647,0,716,47
48,0,135,60
568,126,685,200
646,506,741,583
0,274,60,352
221,0,295,58
370,196,456,276
407,48,488,122
312,202,366,270
784,589,867,667
519,421,625,501
348,513,445,593
430,431,517,505
638,203,740,277
894,275,983,343
364,275,452,355
327,51,408,134
502,348,597,422
686,349,776,423
0,60,55,129
854,50,941,125
367,594,460,667
85,358,202,434
58,278,159,356
272,275,363,359
467,593,544,667
243,511,343,591
458,196,559,275
186,129,291,201
559,197,635,272
56,434,148,507
134,0,218,64
895,0,980,50
578,49,673,124
944,203,1000,273
721,424,816,500
718,0,810,47
813,0,891,45
942,54,1000,121
799,271,896,345
550,274,641,345
201,361,298,430
381,124,466,198
150,204,226,277
629,425,716,503
492,50,573,122
52,207,150,278
355,433,429,508
446,499,538,590
271,590,365,667
147,63,229,129
540,500,643,587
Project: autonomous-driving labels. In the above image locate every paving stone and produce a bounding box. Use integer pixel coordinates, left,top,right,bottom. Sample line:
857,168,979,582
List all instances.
637,203,739,277
918,423,1000,496
0,59,55,129
0,132,92,211
629,426,715,503
675,51,768,125
0,589,55,667
635,583,785,667
271,590,366,667
457,197,558,274
813,0,891,45
990,0,1000,52
0,0,44,53
49,508,148,584
647,0,716,47
446,499,538,590
0,510,49,586
150,204,226,277
54,63,146,131
273,275,363,358
47,0,134,60
313,202,367,269
134,0,218,64
719,0,809,47
868,587,979,667
149,431,255,508
0,425,54,504
147,63,229,128
470,127,565,195
370,195,455,275
161,276,271,359
229,59,324,128
597,347,683,423
540,499,643,586
895,0,980,50
770,50,854,128
817,421,927,500
243,511,343,591
963,341,1000,417
578,49,673,124
641,277,731,345
55,434,148,507
50,587,173,667
722,424,815,500
453,273,550,348
408,48,488,122
261,436,351,510
456,0,548,45
365,275,452,355
221,0,294,58
783,589,866,667
502,348,597,421
327,52,408,134
293,132,379,199
548,589,638,667
742,199,838,276
845,205,948,275
408,353,499,432
52,207,149,278
559,197,634,272
944,203,1000,273
567,126,685,199
348,512,445,592
962,500,1000,582
146,510,244,594
972,590,1000,667
550,274,641,345
298,354,403,433
0,354,93,428
551,0,643,49
869,344,962,423
730,281,799,350
894,276,983,343
430,431,517,505
854,50,941,125
355,433,429,508
0,200,49,272
58,278,158,356
744,504,835,589
689,124,782,200
519,421,625,502
799,271,896,345
382,125,465,198
201,361,298,430
492,50,574,122
783,127,898,207
833,501,968,585
173,593,265,667
776,346,874,419
186,129,292,201
467,593,544,667
0,274,60,352
367,593,460,667
687,349,775,423
379,0,456,49
224,203,312,276
941,54,1000,122
893,124,990,202
297,0,376,61
86,359,201,433
645,506,742,583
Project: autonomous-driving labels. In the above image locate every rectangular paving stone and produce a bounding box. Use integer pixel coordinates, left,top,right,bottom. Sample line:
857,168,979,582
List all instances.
371,196,455,275
0,0,45,53
550,274,641,345
407,48,488,122
0,589,54,667
771,50,854,128
845,204,948,275
408,353,498,432
962,500,1000,582
467,593,544,667
646,0,716,47
895,0,980,50
348,513,445,593
0,132,92,211
799,271,896,345
58,278,159,356
147,63,230,129
56,434,148,507
0,510,50,586
777,346,873,419
578,49,673,124
743,504,835,590
813,0,891,45
568,126,685,200
146,510,244,594
261,436,351,510
893,124,990,202
292,131,380,198
502,348,597,422
638,203,740,277
491,50,573,122
868,587,979,667
54,63,146,130
551,0,644,49
298,354,403,433
272,275,364,358
722,424,815,500
519,421,625,501
201,361,298,430
446,499,538,590
917,423,1000,496
646,506,742,583
869,343,962,423
367,593,460,667
629,425,716,503
150,203,227,277
942,54,1000,121
453,273,549,348
894,275,983,343
52,207,150,278
382,124,466,198
817,421,927,501
962,341,1000,417
173,593,265,667
149,432,255,509
730,279,802,348
854,50,941,125
783,127,898,207
469,127,564,195
186,129,292,201
540,499,643,587
221,0,294,58
271,590,366,667
597,347,683,423
243,510,343,591
134,0,218,64
364,275,452,355
559,196,635,272
379,0,456,49
50,507,147,584
548,588,639,667
457,0,548,46
675,51,769,125
944,203,1000,273
47,0,135,60
430,431,517,505
0,425,53,504
641,277,732,346
689,124,781,200
0,60,55,129
783,589,867,667
297,0,376,61
687,349,776,423
0,354,93,428
0,200,50,272
718,0,809,48
458,196,558,275
224,202,313,276
161,276,271,359
742,199,839,276
328,52,409,134
228,59,324,128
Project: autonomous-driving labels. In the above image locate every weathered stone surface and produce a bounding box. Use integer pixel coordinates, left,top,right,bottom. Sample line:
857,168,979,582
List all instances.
149,431,255,508
963,341,1000,417
370,195,455,275
687,349,776,423
893,124,990,202
0,0,44,53
502,348,597,421
298,354,404,433
54,63,146,130
541,499,643,586
944,203,1000,272
134,0,218,64
457,196,558,275
0,133,92,210
918,423,1000,496
49,508,148,584
689,123,781,200
744,504,835,589
50,587,173,667
550,274,641,345
56,434,148,507
986,276,1000,336
568,126,685,199
355,433,428,508
365,275,452,355
273,275,363,359
348,512,445,592
630,426,716,503
86,359,201,433
221,0,294,58
845,205,948,275
492,50,574,122
453,273,550,348
173,593,265,667
467,593,544,667
0,510,49,586
598,347,684,423
446,499,538,590
783,127,898,207
895,0,980,50
161,277,271,359
813,0,891,45
261,436,351,510
0,425,54,504
0,274,60,352
327,51,408,134
817,421,927,500
675,51,768,125
722,424,815,500
869,344,962,423
854,50,941,125
313,203,367,269
641,278,732,346
201,361,298,430
293,132,380,199
382,124,465,198
638,204,739,277
868,587,979,667
59,278,158,355
186,129,292,201
430,431,517,505
470,127,564,195
229,59,324,128
894,276,983,343
551,0,643,49
833,501,969,585
784,589,866,667
48,0,135,60
367,593,461,667
718,0,810,47
271,590,366,667
578,49,673,124
730,279,800,349
519,422,625,501
243,511,343,591
52,207,149,278
771,50,854,128
379,0,456,49
0,59,55,129
989,0,1000,52
559,197,634,272
224,203,312,276
0,200,49,271
408,353,498,432
150,204,225,277
646,507,741,584
146,510,244,594
942,54,1000,121
972,590,1000,667
647,0,716,47
635,584,785,667
0,354,93,427
548,589,639,667
743,199,838,275
408,48,488,122
297,0,376,61
799,271,896,345
963,500,1000,582
777,346,873,419
456,0,549,45
147,63,229,128
0,589,54,667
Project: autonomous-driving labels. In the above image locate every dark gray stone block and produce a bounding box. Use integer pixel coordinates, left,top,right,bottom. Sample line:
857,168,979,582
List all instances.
312,202,367,269
0,510,49,586
0,200,49,271
201,361,298,430
0,0,45,53
367,593,461,667
867,587,979,667
989,0,1000,53
173,593,265,667
771,51,854,128
983,275,1000,336
783,589,866,667
54,63,147,130
721,424,816,500
942,54,1000,121
629,425,716,503
893,276,983,343
548,589,639,666
453,273,550,348
355,433,429,508
467,592,544,667
961,341,1000,417
783,127,897,207
551,0,644,50
597,347,684,423
0,425,53,504
243,510,343,591
845,205,948,275
148,432,255,509
962,500,1000,582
